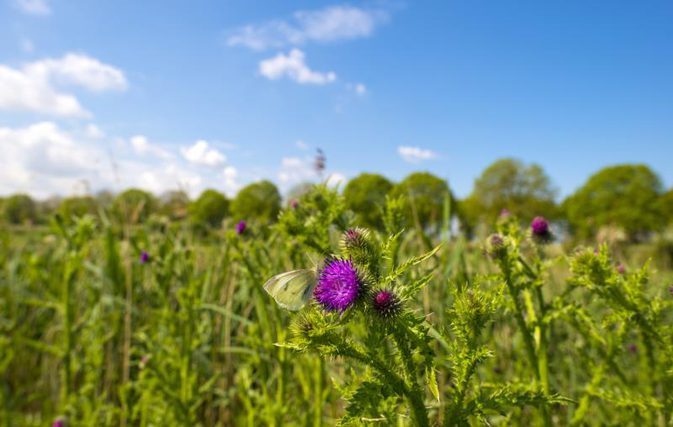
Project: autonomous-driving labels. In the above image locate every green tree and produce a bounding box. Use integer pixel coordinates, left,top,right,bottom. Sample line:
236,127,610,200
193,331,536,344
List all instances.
3,194,37,225
112,189,157,224
391,172,453,233
160,190,191,220
461,158,558,233
343,173,393,230
660,189,673,225
563,164,664,240
58,196,98,222
189,189,229,227
230,180,281,223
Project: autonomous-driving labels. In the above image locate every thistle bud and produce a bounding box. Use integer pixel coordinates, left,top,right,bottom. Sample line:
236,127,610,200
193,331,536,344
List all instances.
372,289,401,318
531,216,552,242
486,233,507,259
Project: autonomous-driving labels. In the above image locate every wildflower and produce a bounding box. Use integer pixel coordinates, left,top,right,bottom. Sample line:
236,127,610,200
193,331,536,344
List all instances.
52,418,66,427
290,199,299,209
669,285,673,296
616,263,626,275
499,208,511,218
372,289,401,318
139,251,150,264
627,343,637,354
235,220,247,235
486,233,506,259
314,258,363,311
531,216,552,241
341,228,369,252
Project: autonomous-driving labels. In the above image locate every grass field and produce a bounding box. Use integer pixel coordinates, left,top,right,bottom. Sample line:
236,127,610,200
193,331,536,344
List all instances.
2,187,673,426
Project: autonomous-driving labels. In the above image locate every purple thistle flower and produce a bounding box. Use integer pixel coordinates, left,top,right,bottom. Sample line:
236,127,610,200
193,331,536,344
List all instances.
669,285,673,296
235,220,246,235
627,343,637,354
499,208,511,218
531,216,552,242
616,263,626,275
314,258,363,311
139,251,150,264
486,233,506,258
290,199,299,209
52,418,65,427
372,289,401,317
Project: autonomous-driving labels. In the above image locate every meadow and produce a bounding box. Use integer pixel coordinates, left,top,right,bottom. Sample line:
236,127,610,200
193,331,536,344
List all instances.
2,182,673,427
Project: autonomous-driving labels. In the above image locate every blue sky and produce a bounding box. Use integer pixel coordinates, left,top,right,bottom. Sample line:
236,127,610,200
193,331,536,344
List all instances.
1,0,672,199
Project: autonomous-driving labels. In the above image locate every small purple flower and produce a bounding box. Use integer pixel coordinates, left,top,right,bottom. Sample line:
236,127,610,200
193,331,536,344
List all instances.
52,418,65,427
235,220,246,235
627,343,637,354
290,199,299,209
486,233,506,258
139,251,150,264
531,216,552,241
616,263,626,275
314,258,363,311
372,289,401,317
499,208,511,218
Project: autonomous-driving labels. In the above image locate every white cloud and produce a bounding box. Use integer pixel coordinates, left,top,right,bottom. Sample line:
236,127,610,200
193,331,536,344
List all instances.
398,146,438,163
259,49,336,85
326,172,347,188
181,140,226,167
227,5,388,50
0,122,243,199
85,124,104,139
130,135,173,160
14,0,50,15
25,53,128,92
0,53,127,118
354,83,366,95
278,156,317,189
296,139,309,150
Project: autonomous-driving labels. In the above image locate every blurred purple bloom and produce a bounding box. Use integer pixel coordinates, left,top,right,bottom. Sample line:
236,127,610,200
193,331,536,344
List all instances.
236,220,246,235
314,258,362,311
499,208,511,218
531,216,549,236
52,419,65,427
290,199,299,209
627,343,637,354
617,263,626,275
139,251,150,264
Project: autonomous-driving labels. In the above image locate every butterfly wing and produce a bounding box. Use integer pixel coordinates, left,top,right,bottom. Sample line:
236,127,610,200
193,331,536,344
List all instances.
263,269,317,311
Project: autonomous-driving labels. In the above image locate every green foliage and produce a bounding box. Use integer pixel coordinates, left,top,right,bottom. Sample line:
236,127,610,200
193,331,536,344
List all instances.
563,164,665,240
343,173,393,230
159,190,190,220
189,189,228,227
391,172,453,234
230,180,281,223
58,196,98,223
112,188,157,224
3,193,37,225
461,158,558,235
660,189,673,225
3,184,673,426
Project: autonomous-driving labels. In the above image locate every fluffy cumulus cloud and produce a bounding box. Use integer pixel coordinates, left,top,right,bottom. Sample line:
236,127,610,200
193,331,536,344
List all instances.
397,146,438,163
228,5,388,50
0,53,127,118
259,49,336,85
13,0,50,15
181,140,227,167
0,122,240,199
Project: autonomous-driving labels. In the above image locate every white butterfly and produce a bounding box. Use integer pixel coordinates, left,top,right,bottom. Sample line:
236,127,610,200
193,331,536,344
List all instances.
263,269,318,311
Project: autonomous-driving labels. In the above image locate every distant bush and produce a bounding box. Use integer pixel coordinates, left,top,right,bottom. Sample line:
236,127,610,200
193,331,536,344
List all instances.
230,180,281,223
189,189,229,227
343,173,393,230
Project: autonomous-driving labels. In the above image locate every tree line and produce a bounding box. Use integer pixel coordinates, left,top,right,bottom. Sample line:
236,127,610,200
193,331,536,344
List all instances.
2,158,672,241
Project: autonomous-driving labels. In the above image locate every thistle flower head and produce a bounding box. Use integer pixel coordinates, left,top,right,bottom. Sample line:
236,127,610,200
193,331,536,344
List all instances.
372,289,401,318
499,208,511,218
627,343,637,354
314,258,363,311
235,220,247,235
531,216,552,241
52,418,66,427
486,233,506,259
341,227,370,252
616,263,626,275
290,199,299,209
139,251,150,264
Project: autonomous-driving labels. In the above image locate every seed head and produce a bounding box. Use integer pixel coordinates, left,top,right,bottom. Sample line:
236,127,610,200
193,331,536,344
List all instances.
372,289,401,318
314,258,363,311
